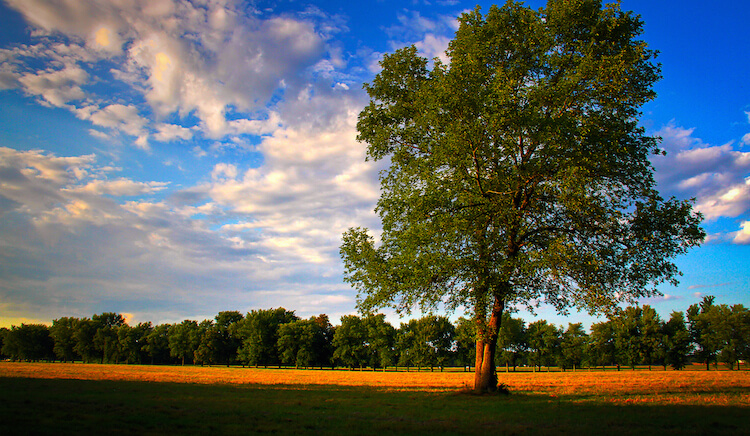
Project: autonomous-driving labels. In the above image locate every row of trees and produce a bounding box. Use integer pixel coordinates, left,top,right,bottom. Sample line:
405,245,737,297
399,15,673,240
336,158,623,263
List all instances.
1,297,748,370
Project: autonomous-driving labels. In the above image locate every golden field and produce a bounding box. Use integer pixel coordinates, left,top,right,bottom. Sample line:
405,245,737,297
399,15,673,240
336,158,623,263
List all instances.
2,362,748,407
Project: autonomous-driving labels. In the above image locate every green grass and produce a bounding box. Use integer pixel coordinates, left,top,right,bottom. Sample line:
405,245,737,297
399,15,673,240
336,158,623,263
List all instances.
1,376,747,435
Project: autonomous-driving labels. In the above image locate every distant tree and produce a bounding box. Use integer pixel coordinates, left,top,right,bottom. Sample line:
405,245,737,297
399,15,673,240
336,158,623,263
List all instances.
118,322,152,364
397,319,433,370
687,296,720,370
333,315,369,369
277,317,331,368
50,317,80,363
714,304,750,370
1,324,54,361
363,314,397,370
609,305,666,370
169,320,200,365
238,308,297,367
311,314,335,367
496,314,527,372
612,306,645,369
662,311,691,370
214,311,244,366
0,327,9,359
73,318,99,363
421,315,456,371
144,323,172,364
1,326,20,360
277,319,306,368
92,312,126,364
640,305,664,370
526,320,559,371
587,321,616,368
395,315,455,372
454,317,476,370
558,323,588,370
194,320,220,366
396,320,418,370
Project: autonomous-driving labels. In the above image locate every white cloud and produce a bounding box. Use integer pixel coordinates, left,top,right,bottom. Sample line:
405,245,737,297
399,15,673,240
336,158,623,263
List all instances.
415,34,452,64
191,146,208,158
0,0,401,326
0,85,381,322
79,104,149,136
0,147,285,320
18,63,88,107
384,9,457,64
652,123,750,221
732,221,750,244
65,178,169,197
154,123,194,142
1,0,342,143
0,147,95,213
188,90,383,268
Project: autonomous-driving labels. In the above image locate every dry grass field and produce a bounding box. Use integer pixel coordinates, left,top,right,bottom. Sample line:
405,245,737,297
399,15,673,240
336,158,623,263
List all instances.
1,362,749,434
2,362,749,405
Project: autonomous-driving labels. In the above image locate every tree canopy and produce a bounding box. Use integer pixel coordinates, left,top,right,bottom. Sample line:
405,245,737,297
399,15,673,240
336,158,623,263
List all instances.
341,0,704,393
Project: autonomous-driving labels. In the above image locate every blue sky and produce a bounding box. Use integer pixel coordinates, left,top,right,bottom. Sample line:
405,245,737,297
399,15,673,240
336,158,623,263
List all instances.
0,0,748,330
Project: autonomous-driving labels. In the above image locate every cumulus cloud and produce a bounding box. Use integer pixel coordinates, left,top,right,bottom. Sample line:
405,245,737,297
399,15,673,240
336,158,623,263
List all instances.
154,123,194,142
65,178,169,197
733,221,750,244
17,63,88,107
1,0,342,144
75,103,151,147
415,34,452,64
383,9,458,64
198,90,383,267
0,82,381,322
651,123,750,222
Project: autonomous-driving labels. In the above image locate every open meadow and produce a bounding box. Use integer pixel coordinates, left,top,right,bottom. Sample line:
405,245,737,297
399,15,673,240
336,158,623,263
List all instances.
1,362,748,435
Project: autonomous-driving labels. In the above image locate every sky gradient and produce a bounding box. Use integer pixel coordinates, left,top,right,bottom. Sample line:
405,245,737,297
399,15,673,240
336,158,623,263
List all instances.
0,0,748,329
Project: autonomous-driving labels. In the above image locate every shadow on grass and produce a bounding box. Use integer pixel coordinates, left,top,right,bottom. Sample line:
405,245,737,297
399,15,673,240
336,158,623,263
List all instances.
0,377,745,435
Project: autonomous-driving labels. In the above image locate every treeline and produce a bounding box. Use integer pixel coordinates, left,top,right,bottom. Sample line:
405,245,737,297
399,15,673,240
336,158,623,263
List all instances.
1,296,748,371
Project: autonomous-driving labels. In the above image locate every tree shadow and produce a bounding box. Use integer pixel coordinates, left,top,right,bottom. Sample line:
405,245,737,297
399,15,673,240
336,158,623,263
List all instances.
1,377,746,435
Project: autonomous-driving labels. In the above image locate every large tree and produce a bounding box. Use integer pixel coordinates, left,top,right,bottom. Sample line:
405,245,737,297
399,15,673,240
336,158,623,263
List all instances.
341,0,703,392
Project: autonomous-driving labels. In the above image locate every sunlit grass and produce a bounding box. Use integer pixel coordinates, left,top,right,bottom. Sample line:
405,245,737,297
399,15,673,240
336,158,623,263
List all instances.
1,362,748,406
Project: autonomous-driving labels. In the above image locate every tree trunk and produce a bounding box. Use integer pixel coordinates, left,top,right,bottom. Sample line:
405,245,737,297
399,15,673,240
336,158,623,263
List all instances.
473,296,504,393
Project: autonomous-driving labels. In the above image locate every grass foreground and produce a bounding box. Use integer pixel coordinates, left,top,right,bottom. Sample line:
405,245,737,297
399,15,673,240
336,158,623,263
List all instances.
1,363,748,435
